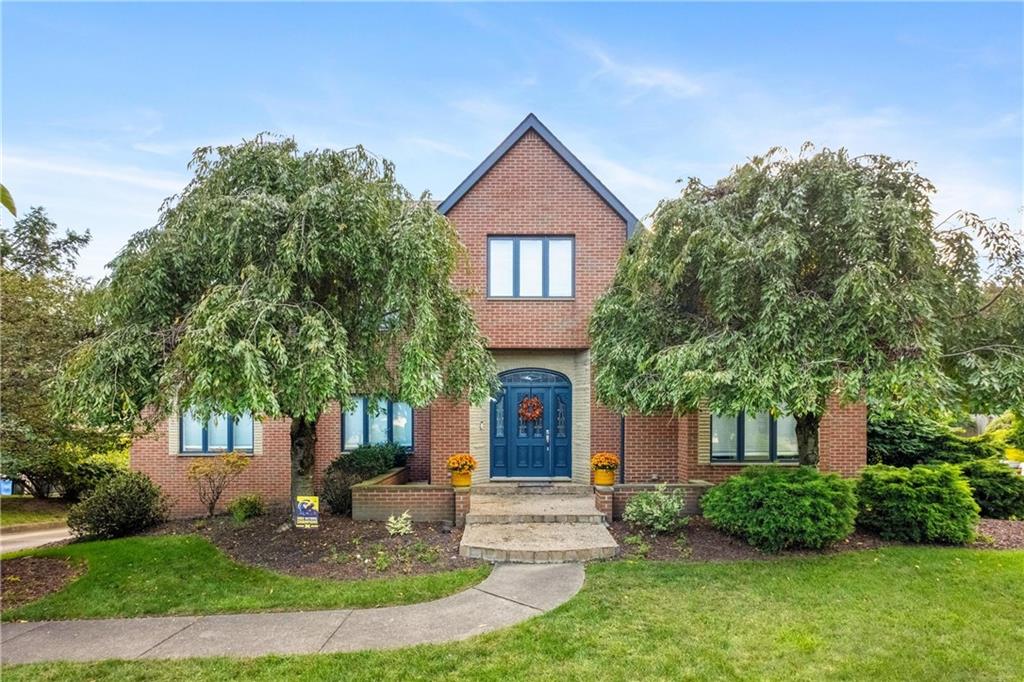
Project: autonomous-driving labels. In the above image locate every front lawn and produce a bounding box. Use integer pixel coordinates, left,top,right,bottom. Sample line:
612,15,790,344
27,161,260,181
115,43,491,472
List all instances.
1,496,69,528
5,547,1022,680
1,534,489,621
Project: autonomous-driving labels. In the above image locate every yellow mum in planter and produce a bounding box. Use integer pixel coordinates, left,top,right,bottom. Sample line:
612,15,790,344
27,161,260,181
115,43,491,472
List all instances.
447,453,477,487
591,452,620,486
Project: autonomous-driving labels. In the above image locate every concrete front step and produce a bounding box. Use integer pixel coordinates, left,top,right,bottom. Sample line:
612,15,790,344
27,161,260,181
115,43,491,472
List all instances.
473,482,593,496
466,494,605,525
460,522,619,563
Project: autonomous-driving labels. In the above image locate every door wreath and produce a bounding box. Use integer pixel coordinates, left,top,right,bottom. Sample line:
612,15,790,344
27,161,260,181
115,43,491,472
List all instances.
518,395,543,423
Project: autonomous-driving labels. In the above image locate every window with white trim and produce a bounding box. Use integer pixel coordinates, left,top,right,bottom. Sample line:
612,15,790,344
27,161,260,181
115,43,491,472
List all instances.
342,398,413,450
710,412,798,462
487,236,574,298
180,411,254,454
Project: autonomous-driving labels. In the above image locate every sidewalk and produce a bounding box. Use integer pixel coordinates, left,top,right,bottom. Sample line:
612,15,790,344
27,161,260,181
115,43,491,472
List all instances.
0,562,584,664
0,525,72,554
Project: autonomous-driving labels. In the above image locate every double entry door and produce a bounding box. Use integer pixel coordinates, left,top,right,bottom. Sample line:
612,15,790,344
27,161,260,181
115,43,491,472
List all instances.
490,370,571,478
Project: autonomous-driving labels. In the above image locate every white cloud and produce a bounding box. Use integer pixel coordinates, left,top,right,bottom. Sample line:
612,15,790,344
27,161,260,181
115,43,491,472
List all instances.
4,154,185,193
580,43,703,99
403,137,473,159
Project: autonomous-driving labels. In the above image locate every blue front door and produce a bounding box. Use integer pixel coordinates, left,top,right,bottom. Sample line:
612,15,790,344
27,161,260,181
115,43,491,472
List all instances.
490,369,572,478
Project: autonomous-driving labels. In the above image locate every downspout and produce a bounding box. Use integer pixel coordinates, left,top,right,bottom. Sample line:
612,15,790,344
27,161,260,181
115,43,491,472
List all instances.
619,415,626,484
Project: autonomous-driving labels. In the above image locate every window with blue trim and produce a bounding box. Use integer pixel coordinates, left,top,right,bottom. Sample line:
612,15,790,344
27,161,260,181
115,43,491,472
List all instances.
488,236,574,298
710,412,798,462
180,411,254,454
342,398,413,450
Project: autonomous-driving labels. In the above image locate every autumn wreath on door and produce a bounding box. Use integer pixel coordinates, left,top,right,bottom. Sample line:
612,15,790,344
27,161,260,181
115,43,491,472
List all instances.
518,395,543,423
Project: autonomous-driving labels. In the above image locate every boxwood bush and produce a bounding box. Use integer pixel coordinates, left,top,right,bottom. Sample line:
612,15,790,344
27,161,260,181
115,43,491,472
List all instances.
67,471,167,539
958,458,1024,519
856,464,979,543
227,493,266,522
700,466,857,552
321,443,405,515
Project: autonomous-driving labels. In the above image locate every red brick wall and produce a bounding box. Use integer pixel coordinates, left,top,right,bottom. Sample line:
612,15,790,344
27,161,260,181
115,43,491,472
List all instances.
445,129,627,350
818,397,868,477
429,397,469,484
409,407,431,482
623,413,679,483
590,361,622,483
130,415,292,518
313,402,341,490
351,484,455,523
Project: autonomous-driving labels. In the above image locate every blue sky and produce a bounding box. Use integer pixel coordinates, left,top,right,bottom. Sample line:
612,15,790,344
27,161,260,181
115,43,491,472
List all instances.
4,2,1021,282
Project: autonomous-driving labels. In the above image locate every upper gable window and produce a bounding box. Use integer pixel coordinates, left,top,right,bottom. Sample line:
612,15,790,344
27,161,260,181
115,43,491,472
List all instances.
488,237,574,298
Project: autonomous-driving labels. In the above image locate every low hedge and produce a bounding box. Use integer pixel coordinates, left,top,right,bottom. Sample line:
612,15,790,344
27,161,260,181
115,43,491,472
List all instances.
959,458,1024,519
700,466,857,552
856,464,979,544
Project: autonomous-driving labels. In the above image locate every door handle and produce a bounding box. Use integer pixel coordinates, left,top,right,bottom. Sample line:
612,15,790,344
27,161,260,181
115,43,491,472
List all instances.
545,429,550,445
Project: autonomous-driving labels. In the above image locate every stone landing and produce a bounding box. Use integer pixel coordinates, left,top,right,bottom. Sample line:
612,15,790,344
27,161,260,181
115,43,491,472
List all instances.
459,483,618,563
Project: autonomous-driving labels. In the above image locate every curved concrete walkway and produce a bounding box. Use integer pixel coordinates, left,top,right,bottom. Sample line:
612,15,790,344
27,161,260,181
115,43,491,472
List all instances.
0,563,584,665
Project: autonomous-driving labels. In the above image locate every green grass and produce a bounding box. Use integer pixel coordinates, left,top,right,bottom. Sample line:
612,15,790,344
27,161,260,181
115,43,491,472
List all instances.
1,496,69,527
1,534,490,621
4,547,1022,681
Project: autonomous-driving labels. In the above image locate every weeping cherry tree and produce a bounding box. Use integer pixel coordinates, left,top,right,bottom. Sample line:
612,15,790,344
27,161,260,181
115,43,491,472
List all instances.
56,136,497,498
590,145,1024,465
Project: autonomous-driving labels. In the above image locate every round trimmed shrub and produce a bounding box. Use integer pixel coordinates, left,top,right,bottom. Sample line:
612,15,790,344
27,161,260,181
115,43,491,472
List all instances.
227,493,266,522
958,458,1024,519
67,471,167,539
700,466,857,552
856,464,979,543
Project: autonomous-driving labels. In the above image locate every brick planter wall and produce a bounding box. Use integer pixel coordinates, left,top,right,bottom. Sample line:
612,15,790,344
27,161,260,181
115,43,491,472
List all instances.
610,482,713,520
351,468,456,523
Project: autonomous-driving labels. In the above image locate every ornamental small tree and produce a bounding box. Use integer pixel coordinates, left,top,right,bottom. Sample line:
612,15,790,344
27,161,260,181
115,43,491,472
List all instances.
187,453,250,517
591,146,1024,465
55,136,496,502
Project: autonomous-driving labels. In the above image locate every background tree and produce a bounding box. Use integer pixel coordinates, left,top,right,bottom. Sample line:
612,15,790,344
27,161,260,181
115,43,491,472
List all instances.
55,136,496,500
1,207,123,497
590,146,1024,465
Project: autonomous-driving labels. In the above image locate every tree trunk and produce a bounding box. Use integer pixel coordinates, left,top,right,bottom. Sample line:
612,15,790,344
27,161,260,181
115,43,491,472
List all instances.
290,417,317,512
794,413,821,467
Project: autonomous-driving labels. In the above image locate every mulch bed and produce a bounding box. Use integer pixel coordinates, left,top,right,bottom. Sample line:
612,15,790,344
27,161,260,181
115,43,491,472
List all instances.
974,519,1024,550
609,518,892,562
0,557,84,612
610,517,1024,561
154,513,482,580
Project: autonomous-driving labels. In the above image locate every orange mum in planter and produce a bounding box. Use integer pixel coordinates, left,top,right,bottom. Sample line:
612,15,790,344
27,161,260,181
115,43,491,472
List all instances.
591,452,620,486
447,453,477,488
447,453,478,473
591,452,620,471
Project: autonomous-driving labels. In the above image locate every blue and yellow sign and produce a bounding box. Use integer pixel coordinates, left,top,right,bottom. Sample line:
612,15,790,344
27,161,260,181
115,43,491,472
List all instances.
294,496,319,529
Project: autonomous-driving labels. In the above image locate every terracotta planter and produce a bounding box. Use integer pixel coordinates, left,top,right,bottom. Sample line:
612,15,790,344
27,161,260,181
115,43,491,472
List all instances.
593,469,616,486
451,471,472,487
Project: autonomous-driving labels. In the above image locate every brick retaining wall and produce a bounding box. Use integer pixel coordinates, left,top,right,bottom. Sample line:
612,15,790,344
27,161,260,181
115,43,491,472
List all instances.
610,482,713,520
351,468,456,523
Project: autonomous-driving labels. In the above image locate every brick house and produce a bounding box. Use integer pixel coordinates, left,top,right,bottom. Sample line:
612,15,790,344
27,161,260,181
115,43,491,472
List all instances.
131,114,867,519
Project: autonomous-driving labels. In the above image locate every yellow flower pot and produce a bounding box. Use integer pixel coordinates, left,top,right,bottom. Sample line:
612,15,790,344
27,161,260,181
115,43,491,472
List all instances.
451,471,472,487
593,469,616,486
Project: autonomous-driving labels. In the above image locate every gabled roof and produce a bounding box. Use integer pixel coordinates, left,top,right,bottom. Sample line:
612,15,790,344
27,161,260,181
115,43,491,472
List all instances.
436,113,640,238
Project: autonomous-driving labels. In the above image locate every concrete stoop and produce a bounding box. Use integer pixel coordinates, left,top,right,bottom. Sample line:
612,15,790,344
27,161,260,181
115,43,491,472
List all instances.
460,486,619,563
